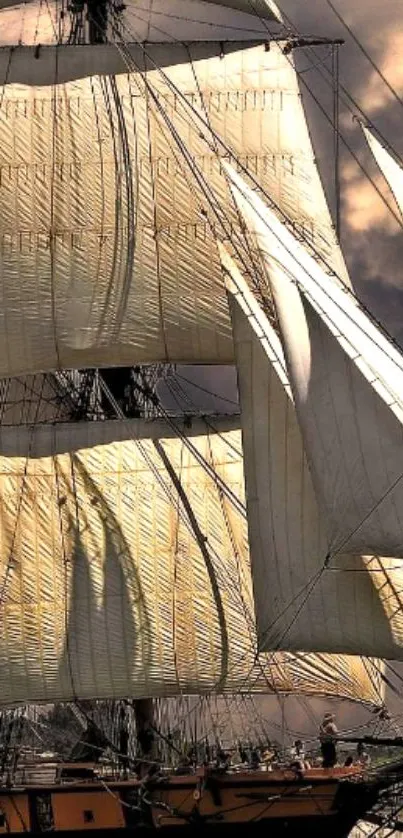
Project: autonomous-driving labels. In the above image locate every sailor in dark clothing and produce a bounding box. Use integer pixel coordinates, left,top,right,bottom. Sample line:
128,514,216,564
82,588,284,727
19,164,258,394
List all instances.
238,743,249,765
250,748,261,770
119,726,130,778
319,713,338,768
216,749,231,772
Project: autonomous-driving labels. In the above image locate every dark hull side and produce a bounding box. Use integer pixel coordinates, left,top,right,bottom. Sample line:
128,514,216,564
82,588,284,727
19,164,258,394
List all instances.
0,766,391,838
0,817,365,838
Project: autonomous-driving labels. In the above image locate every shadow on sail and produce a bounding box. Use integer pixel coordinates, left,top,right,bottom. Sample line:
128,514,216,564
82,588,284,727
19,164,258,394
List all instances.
0,416,239,458
56,454,152,701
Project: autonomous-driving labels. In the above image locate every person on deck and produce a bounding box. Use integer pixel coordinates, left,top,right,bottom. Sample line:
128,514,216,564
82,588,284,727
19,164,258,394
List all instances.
250,748,261,770
290,739,310,771
119,725,130,779
319,713,338,768
356,742,371,767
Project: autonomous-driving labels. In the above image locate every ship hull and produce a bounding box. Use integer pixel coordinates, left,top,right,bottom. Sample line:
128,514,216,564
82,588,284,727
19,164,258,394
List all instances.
146,767,376,833
0,818,361,838
0,767,382,837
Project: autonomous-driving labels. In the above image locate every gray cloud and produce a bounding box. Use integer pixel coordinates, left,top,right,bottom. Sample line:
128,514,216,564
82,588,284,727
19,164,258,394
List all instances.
282,0,403,337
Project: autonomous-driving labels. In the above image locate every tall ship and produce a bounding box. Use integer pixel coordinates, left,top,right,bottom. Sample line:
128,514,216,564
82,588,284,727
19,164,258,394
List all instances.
0,0,402,835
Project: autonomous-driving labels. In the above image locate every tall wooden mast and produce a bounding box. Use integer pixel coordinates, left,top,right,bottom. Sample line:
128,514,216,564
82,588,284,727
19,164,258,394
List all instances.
87,0,109,43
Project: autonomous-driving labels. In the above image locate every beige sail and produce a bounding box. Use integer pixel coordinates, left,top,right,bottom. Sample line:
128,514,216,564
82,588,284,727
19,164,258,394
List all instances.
0,418,382,706
219,242,403,660
222,164,403,659
0,41,347,377
224,161,403,555
362,123,403,218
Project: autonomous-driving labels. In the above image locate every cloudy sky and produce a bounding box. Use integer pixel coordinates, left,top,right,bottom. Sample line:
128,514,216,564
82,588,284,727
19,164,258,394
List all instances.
282,0,403,336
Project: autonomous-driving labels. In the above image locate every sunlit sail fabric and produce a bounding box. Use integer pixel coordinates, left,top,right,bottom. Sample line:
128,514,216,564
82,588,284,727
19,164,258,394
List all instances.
219,243,403,659
224,162,403,555
0,42,347,377
362,123,403,218
223,164,403,658
0,418,382,706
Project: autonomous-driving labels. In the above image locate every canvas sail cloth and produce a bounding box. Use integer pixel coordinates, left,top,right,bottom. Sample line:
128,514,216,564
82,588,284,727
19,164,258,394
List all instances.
0,418,381,706
223,163,403,659
0,34,347,376
362,123,403,218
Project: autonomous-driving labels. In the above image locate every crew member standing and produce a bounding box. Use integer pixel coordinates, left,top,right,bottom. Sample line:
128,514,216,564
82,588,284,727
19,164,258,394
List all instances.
319,713,338,768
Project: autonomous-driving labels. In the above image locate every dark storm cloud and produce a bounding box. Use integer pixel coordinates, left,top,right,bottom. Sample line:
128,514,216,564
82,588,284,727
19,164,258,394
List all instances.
282,0,403,336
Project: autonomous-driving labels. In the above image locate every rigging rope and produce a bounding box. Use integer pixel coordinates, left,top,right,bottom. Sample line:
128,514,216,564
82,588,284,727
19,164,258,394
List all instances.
0,1,392,716
279,7,403,168
175,373,239,409
104,3,403,361
95,4,346,304
130,374,246,517
98,372,321,709
0,375,47,607
332,43,341,239
324,0,403,110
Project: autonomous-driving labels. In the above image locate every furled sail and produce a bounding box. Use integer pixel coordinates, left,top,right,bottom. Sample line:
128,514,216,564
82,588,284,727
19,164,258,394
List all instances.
0,43,267,86
0,0,278,51
170,0,279,16
0,39,347,377
362,123,403,218
222,163,403,659
0,418,382,706
0,0,274,83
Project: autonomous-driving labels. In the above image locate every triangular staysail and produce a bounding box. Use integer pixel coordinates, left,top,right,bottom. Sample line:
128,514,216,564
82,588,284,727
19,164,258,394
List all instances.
222,164,403,660
362,123,403,218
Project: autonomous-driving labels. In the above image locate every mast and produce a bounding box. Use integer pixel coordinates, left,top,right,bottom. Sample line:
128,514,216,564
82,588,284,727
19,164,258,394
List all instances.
67,0,110,45
64,1,160,743
133,699,156,764
0,0,390,720
87,0,109,44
